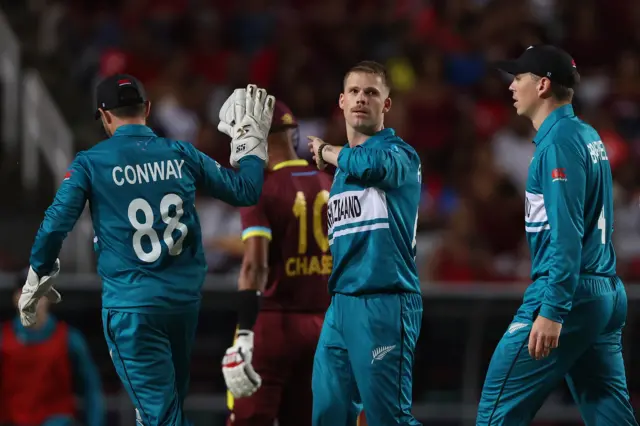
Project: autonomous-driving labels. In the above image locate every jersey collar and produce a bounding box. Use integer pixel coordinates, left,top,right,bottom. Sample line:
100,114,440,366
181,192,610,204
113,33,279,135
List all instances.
271,159,309,171
113,124,157,137
533,104,575,145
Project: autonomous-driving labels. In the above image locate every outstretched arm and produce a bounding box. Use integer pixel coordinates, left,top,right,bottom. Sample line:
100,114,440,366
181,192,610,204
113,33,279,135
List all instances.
30,154,91,275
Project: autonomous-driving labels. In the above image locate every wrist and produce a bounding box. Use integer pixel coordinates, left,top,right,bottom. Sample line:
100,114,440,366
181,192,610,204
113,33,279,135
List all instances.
236,289,262,331
317,143,329,167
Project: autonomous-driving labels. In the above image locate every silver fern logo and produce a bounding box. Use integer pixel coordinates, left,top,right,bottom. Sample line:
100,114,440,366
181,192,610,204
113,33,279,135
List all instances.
371,345,396,364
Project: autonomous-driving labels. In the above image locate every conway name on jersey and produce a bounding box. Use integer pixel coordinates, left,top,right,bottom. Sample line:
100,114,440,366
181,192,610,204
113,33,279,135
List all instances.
328,128,422,295
525,104,615,323
30,124,264,312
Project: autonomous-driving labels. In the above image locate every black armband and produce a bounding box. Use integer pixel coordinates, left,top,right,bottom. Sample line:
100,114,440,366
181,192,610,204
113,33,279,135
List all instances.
237,289,262,331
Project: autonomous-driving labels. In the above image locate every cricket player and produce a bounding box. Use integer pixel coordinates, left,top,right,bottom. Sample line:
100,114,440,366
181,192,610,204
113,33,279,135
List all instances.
1,273,104,426
222,101,333,426
307,61,423,426
476,45,638,425
19,74,275,426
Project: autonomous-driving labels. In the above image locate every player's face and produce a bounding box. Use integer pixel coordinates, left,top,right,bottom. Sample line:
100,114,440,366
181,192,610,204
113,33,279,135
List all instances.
339,72,391,134
509,73,543,118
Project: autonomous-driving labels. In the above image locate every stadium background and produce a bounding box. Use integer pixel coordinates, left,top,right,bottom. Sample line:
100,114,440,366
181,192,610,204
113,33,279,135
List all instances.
1,0,640,424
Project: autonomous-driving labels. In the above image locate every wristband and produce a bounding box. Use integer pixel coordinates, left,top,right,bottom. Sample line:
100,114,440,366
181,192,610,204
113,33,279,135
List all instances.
317,143,329,168
236,289,262,331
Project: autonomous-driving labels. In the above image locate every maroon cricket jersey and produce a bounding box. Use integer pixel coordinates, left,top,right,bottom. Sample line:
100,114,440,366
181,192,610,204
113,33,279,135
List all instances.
240,159,333,312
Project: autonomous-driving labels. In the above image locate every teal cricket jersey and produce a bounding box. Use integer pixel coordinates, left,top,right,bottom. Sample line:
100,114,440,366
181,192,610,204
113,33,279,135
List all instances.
30,124,264,312
327,128,422,295
525,104,616,323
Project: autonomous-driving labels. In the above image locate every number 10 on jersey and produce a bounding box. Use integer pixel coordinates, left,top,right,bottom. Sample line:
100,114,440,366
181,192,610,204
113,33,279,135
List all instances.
128,194,188,263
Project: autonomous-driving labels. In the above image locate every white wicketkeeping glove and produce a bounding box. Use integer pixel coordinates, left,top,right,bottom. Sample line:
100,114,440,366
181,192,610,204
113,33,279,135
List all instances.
217,84,275,168
222,329,262,398
18,259,62,327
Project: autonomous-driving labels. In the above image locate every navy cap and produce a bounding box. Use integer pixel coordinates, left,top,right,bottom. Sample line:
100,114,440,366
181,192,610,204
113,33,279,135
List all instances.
94,74,147,120
494,45,578,88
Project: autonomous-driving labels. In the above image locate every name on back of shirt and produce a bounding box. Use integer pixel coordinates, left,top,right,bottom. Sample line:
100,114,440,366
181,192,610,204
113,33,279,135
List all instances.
112,159,185,186
586,141,608,164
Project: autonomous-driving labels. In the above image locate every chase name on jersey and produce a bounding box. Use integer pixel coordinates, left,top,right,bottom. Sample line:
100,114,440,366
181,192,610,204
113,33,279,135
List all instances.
112,159,185,186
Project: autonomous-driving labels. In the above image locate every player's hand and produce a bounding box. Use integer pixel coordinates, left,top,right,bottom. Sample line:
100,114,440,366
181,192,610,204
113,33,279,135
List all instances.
18,259,62,327
222,329,262,398
528,315,561,360
307,136,327,170
217,85,275,168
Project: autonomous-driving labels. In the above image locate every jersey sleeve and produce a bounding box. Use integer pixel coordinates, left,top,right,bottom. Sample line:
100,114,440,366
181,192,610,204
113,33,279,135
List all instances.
337,142,415,189
239,193,272,242
538,143,586,323
180,142,264,207
68,327,105,426
30,153,91,276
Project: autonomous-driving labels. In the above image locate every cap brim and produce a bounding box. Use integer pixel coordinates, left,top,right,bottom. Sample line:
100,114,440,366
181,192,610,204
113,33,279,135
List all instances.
492,60,526,76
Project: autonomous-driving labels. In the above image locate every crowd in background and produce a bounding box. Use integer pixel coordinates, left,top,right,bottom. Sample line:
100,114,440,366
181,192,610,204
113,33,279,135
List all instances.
17,0,640,284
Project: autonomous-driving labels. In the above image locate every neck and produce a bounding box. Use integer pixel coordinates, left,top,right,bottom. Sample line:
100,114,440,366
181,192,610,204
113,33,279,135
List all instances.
346,124,384,147
113,119,146,132
267,144,299,169
530,100,570,131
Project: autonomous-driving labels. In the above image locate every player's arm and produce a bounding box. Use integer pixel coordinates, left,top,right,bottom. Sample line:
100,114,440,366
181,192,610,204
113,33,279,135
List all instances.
538,143,586,324
30,153,91,276
236,201,271,331
181,143,263,207
68,328,105,426
221,202,270,398
315,139,414,189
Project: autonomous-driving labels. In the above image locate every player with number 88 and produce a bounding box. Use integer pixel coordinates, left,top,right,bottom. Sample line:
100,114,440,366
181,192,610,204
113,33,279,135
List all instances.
23,74,275,426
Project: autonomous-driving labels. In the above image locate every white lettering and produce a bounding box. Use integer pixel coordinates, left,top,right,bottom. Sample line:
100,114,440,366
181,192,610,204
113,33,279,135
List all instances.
175,159,184,178
113,166,124,186
136,164,149,184
152,161,165,181
587,141,608,164
124,166,136,184
111,159,185,185
166,160,178,180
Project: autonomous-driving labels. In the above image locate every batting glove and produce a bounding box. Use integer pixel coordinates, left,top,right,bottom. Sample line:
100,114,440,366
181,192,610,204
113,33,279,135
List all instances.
217,84,275,168
222,329,262,398
18,259,62,327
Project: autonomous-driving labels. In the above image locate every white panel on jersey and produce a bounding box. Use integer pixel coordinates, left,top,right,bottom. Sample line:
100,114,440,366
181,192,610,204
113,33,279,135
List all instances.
327,188,389,234
525,191,548,224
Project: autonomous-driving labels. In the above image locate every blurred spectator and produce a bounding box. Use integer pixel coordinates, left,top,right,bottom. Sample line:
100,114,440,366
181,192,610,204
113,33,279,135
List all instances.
0,275,105,426
197,198,244,274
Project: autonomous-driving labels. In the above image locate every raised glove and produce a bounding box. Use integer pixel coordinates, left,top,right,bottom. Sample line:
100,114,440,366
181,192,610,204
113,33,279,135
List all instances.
217,84,275,168
18,259,62,327
222,329,262,398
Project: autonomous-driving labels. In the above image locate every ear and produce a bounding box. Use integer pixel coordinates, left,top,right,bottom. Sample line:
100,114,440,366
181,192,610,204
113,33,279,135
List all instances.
144,101,151,118
538,77,553,99
382,97,392,114
338,93,345,110
99,108,112,124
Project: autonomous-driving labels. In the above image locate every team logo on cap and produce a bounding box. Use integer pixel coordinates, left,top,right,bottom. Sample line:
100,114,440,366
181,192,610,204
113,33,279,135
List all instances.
571,59,577,68
117,79,132,86
282,113,293,125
